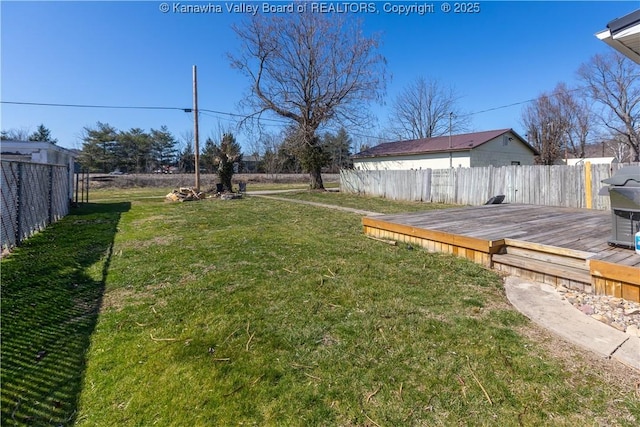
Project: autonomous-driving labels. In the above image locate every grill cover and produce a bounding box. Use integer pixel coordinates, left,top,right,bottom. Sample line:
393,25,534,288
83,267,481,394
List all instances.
609,187,640,210
601,165,640,247
601,165,640,187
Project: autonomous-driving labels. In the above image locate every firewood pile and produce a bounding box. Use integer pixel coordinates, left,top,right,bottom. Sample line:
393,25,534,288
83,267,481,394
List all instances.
165,187,205,202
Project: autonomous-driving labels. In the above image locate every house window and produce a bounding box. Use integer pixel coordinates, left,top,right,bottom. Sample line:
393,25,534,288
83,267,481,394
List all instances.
511,161,521,165
502,136,509,146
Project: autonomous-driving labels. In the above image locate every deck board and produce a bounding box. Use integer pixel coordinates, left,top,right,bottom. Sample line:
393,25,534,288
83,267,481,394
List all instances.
363,204,640,300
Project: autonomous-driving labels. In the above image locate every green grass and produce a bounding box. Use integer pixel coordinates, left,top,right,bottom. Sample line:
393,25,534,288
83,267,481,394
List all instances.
1,202,130,426
274,190,458,214
1,191,638,426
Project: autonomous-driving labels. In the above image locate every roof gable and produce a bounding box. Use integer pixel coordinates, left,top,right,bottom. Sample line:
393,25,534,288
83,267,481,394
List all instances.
354,129,535,159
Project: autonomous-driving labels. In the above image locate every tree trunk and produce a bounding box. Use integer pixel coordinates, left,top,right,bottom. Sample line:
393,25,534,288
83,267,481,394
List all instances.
309,166,324,190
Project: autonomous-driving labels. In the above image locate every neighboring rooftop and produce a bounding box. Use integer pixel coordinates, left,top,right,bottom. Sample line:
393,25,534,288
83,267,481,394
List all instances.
596,9,640,64
0,139,77,166
353,129,535,159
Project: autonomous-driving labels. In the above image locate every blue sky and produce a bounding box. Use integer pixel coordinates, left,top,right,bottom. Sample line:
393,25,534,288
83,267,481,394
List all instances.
1,1,637,152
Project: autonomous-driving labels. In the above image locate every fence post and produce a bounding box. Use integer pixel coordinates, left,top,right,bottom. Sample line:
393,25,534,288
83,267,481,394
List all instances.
584,161,592,209
15,163,23,246
85,169,90,203
75,169,79,205
48,165,54,224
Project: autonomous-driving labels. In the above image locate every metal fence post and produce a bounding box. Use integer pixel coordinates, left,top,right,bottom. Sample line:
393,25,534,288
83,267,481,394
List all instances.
74,169,78,205
15,163,23,246
48,165,54,224
85,168,90,203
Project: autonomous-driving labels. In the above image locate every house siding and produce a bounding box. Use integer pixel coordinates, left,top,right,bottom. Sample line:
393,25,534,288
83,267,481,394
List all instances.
470,133,535,166
354,152,471,170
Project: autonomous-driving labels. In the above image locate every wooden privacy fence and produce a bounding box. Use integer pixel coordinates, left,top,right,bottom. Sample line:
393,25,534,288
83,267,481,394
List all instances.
1,160,71,251
340,163,636,210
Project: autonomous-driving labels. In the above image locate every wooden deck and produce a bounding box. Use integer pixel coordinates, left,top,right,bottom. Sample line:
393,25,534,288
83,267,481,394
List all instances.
362,204,640,302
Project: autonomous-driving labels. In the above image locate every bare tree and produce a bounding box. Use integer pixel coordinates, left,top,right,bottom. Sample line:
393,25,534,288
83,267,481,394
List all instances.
1,127,31,141
578,52,640,161
521,86,571,165
257,131,284,176
229,8,386,189
605,135,632,162
178,131,195,173
388,76,469,140
555,83,594,159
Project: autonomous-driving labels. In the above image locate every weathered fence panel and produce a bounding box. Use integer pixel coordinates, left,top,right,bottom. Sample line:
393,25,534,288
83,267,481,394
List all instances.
340,163,636,210
1,161,70,251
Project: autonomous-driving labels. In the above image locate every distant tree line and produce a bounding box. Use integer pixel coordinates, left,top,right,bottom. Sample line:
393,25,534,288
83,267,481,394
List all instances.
2,120,357,180
76,122,180,173
250,126,354,175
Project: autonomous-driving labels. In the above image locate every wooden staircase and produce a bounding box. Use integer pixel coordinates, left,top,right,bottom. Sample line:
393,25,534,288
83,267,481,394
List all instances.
492,239,596,293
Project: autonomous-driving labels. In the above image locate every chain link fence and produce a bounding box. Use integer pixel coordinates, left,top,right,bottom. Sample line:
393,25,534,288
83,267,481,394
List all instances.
1,160,71,251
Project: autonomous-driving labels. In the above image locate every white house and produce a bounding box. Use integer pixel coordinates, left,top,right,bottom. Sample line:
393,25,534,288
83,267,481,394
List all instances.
565,157,619,166
352,129,537,171
1,140,77,200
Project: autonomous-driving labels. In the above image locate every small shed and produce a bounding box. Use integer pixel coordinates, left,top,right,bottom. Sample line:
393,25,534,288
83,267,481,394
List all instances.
352,129,537,171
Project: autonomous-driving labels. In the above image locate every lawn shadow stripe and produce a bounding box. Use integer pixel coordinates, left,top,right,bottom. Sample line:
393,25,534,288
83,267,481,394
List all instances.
0,202,130,426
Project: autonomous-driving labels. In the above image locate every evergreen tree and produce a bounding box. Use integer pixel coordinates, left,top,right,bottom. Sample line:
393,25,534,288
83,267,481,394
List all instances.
150,126,178,170
178,142,195,173
117,128,152,173
200,137,218,173
78,122,118,172
28,124,58,144
322,127,353,172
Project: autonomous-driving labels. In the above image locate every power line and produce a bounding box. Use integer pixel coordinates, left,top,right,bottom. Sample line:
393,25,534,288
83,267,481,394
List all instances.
1,100,291,124
1,100,188,112
461,85,587,118
2,87,588,142
462,99,537,118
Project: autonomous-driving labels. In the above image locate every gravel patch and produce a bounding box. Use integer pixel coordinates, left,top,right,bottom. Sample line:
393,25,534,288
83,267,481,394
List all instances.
558,286,640,337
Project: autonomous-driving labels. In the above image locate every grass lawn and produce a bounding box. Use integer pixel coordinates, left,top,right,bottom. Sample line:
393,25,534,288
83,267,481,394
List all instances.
271,190,459,214
1,190,638,426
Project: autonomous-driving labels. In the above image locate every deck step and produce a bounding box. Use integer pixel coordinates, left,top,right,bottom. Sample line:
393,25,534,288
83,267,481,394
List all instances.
504,246,590,271
492,253,592,284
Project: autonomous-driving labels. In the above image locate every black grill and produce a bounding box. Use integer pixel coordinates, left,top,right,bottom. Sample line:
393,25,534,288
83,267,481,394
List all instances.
600,165,640,248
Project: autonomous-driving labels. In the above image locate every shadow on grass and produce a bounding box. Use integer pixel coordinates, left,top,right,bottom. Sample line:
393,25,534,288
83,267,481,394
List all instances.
1,202,130,426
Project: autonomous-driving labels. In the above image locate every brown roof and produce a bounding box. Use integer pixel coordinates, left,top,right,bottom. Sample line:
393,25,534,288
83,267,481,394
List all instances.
353,129,536,158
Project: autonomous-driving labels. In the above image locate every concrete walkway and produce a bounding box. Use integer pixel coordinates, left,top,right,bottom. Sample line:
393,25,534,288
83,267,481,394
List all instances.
505,277,640,371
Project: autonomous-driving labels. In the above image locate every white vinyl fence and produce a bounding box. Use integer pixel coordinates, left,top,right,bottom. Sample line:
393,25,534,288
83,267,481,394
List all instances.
1,161,71,250
340,163,637,210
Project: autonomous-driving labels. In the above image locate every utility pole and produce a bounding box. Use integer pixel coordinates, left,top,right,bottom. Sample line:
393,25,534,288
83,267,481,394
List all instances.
193,65,200,191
